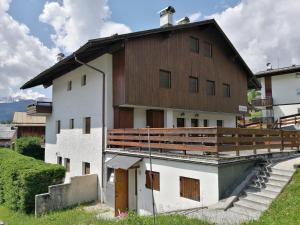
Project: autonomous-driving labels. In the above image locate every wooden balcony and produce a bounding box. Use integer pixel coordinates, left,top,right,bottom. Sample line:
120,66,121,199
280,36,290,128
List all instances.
252,97,273,107
275,113,300,128
107,127,300,157
27,102,52,116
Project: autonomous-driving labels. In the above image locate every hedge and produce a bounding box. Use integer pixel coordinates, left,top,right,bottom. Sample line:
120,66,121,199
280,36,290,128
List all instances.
0,148,65,213
15,136,44,160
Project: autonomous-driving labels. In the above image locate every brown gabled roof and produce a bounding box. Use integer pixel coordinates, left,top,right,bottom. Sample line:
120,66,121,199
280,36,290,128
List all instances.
21,19,260,90
255,65,300,78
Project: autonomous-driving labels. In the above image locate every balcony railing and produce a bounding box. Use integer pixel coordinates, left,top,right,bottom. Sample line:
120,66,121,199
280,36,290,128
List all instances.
107,127,300,156
274,113,300,128
27,101,52,116
252,97,273,107
251,117,274,125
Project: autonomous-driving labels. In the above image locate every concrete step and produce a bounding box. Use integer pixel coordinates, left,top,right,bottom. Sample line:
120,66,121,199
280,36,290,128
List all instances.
269,173,291,182
248,183,265,190
264,184,282,193
245,193,273,205
244,187,279,199
267,178,286,187
271,168,294,176
235,198,268,211
229,205,261,219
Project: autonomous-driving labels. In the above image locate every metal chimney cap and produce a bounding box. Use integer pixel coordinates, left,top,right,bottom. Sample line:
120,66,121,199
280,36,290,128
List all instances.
177,16,190,25
57,53,65,62
159,6,175,17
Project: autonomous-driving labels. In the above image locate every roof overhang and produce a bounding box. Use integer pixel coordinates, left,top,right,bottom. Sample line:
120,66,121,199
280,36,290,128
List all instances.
255,65,300,78
106,155,142,170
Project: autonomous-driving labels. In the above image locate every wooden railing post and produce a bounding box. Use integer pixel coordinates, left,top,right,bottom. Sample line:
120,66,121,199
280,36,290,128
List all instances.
235,131,240,156
297,132,300,151
280,130,284,152
253,133,256,155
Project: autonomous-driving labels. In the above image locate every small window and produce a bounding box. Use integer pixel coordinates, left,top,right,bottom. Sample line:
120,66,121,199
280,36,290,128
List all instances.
159,70,171,89
217,120,223,127
82,162,90,175
189,76,198,93
56,120,61,134
67,80,72,91
203,42,212,57
191,119,199,127
83,117,91,134
64,158,70,172
223,83,231,97
81,75,87,86
190,36,199,53
206,80,215,96
298,108,300,114
177,118,185,127
145,170,160,191
203,119,209,127
69,119,74,129
180,176,200,201
107,168,115,183
57,156,62,165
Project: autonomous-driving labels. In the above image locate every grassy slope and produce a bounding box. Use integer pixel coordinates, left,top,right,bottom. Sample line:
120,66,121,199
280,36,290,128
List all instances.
244,169,300,225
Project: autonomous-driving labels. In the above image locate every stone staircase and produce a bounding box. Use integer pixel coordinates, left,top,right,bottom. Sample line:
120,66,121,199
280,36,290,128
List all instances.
228,160,295,219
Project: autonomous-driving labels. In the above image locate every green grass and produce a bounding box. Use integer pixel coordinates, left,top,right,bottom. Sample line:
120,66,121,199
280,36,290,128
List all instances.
244,169,300,225
0,206,211,225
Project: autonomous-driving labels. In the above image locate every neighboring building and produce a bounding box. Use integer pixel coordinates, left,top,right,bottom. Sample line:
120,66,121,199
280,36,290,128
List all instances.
12,112,46,138
21,7,260,216
254,65,300,128
0,124,16,148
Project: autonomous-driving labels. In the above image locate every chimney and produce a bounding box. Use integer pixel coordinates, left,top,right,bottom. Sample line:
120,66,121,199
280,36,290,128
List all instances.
159,6,175,28
57,53,65,62
177,16,190,25
266,62,272,71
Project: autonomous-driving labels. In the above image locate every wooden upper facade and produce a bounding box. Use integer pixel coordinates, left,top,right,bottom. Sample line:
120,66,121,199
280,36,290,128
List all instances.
113,25,248,113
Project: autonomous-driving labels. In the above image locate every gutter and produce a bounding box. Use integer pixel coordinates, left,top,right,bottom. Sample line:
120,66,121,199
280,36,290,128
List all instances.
74,54,106,202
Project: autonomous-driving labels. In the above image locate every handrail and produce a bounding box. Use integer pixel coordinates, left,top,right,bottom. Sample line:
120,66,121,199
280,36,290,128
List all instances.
107,127,300,156
274,113,300,128
27,101,52,108
252,97,273,107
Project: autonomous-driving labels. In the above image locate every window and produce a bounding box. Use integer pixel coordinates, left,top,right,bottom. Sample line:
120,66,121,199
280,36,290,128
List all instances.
69,119,74,129
56,120,61,134
298,108,300,114
206,80,215,96
223,83,231,97
189,76,198,93
82,162,90,175
67,80,72,91
191,119,199,127
83,117,91,134
180,176,200,201
81,75,87,86
107,168,115,182
145,170,160,191
217,120,223,127
203,42,212,57
64,158,70,172
159,70,171,89
203,119,209,127
177,118,185,127
190,36,199,53
57,156,62,165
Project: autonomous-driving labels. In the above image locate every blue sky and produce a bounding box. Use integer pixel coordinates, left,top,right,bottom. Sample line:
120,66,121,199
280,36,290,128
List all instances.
8,0,239,49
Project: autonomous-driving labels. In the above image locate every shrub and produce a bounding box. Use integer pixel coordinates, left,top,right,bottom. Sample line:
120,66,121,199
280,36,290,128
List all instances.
0,148,65,213
15,136,44,160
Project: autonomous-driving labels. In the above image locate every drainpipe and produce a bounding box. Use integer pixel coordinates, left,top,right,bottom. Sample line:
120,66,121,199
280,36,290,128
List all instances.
74,54,106,202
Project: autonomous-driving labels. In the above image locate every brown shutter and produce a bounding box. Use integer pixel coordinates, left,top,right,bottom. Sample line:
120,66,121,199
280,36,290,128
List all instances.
180,176,200,201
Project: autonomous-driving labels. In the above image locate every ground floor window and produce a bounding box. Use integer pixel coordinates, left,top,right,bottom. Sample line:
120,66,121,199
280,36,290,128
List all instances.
177,118,185,127
83,162,90,175
203,119,209,127
145,170,160,191
57,156,62,165
107,168,115,183
191,118,199,127
180,176,200,201
64,158,70,172
217,120,223,127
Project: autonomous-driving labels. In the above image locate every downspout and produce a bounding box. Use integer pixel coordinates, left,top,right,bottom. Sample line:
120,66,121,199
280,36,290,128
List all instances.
74,54,106,202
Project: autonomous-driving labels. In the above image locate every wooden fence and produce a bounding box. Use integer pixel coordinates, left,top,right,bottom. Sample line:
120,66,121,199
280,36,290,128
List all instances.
107,127,300,156
275,113,300,128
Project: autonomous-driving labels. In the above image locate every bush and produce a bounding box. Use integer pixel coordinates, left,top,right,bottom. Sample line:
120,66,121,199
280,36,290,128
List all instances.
15,136,44,160
0,148,65,213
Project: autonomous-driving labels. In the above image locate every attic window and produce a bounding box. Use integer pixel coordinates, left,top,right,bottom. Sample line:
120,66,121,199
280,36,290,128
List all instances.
190,36,199,53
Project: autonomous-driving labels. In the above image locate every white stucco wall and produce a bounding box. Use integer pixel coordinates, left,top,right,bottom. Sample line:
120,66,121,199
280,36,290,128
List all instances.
45,54,113,199
137,158,219,215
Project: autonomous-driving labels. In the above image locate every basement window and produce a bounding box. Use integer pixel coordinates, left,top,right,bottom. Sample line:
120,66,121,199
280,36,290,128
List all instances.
82,162,90,175
69,119,74,129
145,170,160,191
180,176,200,201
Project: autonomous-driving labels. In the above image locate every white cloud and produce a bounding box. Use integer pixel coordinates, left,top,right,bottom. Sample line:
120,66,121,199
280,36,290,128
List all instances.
10,89,46,100
189,12,202,22
39,0,132,53
208,0,300,72
0,0,57,99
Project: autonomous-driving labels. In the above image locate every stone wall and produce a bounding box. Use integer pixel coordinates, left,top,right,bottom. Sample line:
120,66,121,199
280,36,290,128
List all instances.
35,174,98,215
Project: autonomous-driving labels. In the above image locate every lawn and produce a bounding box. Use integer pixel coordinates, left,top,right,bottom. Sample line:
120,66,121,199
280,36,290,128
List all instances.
0,206,211,225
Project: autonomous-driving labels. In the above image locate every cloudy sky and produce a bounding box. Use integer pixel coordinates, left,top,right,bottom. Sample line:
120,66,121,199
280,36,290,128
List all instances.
1,0,299,99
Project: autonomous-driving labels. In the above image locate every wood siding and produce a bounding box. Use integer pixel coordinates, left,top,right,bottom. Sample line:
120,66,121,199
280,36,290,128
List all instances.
113,25,248,113
114,107,134,128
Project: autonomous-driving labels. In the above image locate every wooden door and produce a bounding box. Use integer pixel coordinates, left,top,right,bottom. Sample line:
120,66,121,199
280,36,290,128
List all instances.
146,110,164,128
114,107,134,128
115,169,128,216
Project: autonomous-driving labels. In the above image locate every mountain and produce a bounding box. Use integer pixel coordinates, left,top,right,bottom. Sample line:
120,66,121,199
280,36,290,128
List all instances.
0,100,35,122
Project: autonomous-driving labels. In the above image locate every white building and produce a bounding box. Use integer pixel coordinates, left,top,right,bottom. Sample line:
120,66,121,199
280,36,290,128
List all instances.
22,8,261,216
